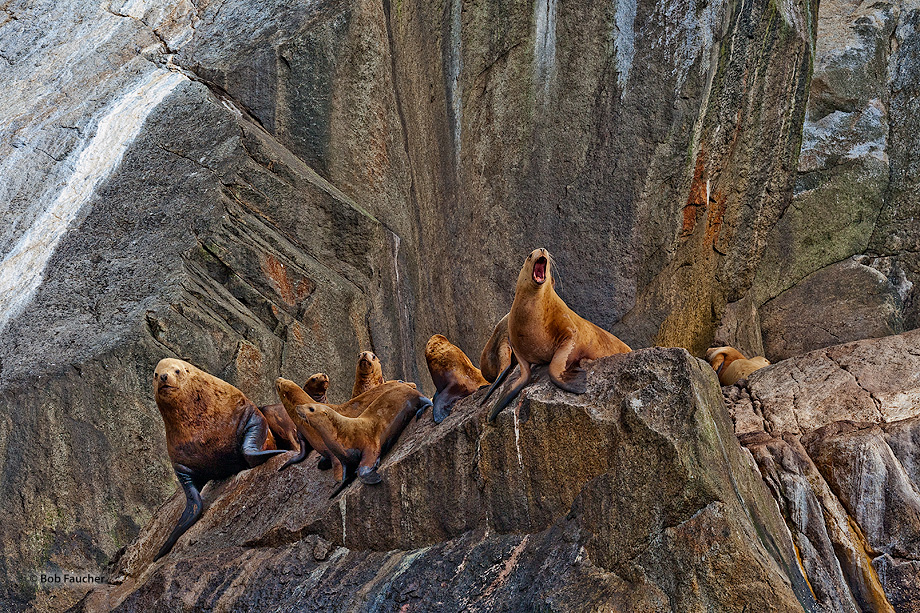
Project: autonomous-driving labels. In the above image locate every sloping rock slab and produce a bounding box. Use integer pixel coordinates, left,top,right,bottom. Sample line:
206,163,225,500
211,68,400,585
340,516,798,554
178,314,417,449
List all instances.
73,349,816,612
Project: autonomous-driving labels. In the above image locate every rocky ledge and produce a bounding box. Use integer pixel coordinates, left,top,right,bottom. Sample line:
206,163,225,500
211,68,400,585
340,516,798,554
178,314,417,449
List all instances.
74,348,818,612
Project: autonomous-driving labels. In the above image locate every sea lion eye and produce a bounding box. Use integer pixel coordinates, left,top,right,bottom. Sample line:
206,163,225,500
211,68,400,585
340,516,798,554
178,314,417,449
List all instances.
309,407,315,412
175,369,180,374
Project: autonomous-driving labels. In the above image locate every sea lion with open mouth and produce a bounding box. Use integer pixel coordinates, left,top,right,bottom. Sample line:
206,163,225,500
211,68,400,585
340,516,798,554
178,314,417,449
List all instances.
483,248,631,422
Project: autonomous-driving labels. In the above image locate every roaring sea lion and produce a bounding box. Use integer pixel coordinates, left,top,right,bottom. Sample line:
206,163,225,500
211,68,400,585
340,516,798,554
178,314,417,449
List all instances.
706,347,770,385
425,334,488,423
152,358,284,560
291,382,432,496
275,378,402,475
351,351,385,398
483,248,631,422
480,313,516,383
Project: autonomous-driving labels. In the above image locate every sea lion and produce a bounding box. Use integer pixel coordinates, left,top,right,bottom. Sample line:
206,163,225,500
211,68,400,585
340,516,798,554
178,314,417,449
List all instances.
706,346,770,385
303,372,330,403
483,248,631,422
152,358,284,560
351,351,385,398
275,378,402,475
290,382,432,496
258,372,330,452
425,334,488,423
480,313,516,383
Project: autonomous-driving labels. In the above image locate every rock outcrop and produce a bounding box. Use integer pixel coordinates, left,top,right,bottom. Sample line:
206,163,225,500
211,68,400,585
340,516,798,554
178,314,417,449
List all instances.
726,328,920,612
74,350,818,612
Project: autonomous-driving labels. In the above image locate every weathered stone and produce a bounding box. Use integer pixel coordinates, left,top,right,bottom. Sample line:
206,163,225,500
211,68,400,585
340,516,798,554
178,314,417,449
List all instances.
759,257,903,361
73,350,815,612
713,295,765,358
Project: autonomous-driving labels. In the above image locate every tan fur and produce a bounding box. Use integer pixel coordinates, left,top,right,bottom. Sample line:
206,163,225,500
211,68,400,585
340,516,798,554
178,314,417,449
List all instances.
480,313,513,383
351,351,385,399
705,346,770,385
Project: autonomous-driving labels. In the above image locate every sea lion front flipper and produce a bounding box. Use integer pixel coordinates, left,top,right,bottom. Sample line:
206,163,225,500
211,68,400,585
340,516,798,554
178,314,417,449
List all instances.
155,465,204,561
432,389,456,423
279,432,311,471
548,331,588,394
317,455,332,470
241,411,286,467
329,464,355,499
481,360,515,406
357,451,382,485
488,359,532,423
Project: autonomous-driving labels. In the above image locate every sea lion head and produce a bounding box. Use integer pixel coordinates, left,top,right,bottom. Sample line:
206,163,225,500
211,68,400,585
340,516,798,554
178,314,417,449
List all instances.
517,248,551,291
304,372,330,397
154,358,195,401
705,346,746,375
356,351,381,375
298,402,336,430
275,377,314,408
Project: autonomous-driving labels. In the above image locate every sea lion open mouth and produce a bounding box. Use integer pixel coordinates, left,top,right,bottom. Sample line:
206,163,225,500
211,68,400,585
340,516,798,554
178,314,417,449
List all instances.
533,257,547,284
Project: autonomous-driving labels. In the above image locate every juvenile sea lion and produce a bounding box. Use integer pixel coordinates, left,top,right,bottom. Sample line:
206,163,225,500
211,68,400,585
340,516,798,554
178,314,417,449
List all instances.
258,372,330,452
152,358,284,560
304,372,330,403
480,313,516,383
351,351,385,399
425,334,488,423
706,347,770,385
275,378,400,475
291,382,432,496
483,248,631,422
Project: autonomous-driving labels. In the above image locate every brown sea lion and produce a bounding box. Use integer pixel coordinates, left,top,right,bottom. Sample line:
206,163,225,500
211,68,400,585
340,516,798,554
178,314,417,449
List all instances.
483,248,631,422
152,358,284,560
351,351,385,399
480,313,516,383
706,347,770,385
291,382,432,496
258,372,330,452
275,378,403,475
426,334,488,423
303,372,330,403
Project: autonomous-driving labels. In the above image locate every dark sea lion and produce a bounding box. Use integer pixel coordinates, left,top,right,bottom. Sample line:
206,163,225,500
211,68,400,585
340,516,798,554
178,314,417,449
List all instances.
291,383,432,496
152,358,284,560
483,248,631,422
303,372,330,403
480,313,516,383
425,334,488,423
706,346,770,385
275,378,401,476
351,351,385,398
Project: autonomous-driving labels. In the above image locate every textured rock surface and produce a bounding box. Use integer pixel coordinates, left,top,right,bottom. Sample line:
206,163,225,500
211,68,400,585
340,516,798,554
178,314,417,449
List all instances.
73,351,817,612
727,329,920,612
750,0,920,351
0,0,821,609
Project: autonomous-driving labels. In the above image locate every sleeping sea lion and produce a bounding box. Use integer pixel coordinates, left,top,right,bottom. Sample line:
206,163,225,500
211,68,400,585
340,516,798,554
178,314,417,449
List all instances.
480,313,516,383
291,382,432,497
152,358,284,560
351,351,385,398
425,334,488,423
483,248,631,422
706,346,770,385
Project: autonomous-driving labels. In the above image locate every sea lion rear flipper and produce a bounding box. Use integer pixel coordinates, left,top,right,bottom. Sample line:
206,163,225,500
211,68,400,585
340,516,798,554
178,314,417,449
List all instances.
279,432,311,471
241,412,285,467
416,395,433,421
488,360,532,423
317,455,332,470
481,360,515,406
155,465,204,561
329,464,355,499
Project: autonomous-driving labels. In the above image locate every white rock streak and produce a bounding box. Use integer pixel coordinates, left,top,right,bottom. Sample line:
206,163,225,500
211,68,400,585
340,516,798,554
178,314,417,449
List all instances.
0,69,186,332
534,0,557,105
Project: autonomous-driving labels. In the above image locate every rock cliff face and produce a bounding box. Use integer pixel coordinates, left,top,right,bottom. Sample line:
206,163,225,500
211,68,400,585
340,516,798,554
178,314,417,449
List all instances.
2,0,919,610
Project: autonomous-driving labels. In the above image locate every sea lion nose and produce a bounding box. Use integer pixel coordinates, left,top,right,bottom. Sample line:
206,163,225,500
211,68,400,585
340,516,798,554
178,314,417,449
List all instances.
160,373,167,382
